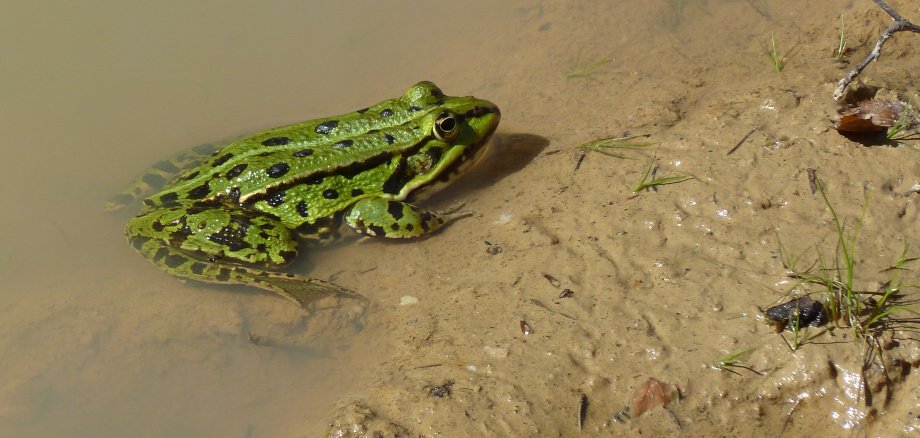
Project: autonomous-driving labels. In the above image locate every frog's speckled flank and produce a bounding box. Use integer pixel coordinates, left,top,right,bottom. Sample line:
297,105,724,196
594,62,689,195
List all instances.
116,82,500,305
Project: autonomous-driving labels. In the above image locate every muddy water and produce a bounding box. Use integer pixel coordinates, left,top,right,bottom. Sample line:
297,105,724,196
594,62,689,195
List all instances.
2,0,920,437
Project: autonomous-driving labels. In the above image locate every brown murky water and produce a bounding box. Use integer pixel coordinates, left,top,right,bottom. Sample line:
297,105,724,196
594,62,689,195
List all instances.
2,1,920,437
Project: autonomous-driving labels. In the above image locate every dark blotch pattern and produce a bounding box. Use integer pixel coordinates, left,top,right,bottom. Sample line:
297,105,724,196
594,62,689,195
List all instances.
380,109,393,117
408,106,422,112
183,171,200,180
213,153,233,167
266,162,290,178
154,247,169,262
387,201,404,220
315,120,339,134
208,227,252,252
323,189,339,199
279,250,297,263
164,254,186,269
190,262,206,275
384,134,395,144
142,173,166,189
427,146,443,164
332,139,353,148
296,201,309,217
293,148,313,157
187,181,211,199
351,188,364,197
159,192,179,206
261,136,291,146
153,160,180,173
215,268,231,282
225,163,248,179
382,158,408,195
130,236,149,251
228,187,241,204
265,190,286,207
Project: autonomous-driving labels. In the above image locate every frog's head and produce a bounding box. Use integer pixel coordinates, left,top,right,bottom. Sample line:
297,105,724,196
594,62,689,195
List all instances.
396,81,501,199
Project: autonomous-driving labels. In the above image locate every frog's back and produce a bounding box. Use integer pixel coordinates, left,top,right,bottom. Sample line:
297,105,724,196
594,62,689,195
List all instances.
146,82,453,226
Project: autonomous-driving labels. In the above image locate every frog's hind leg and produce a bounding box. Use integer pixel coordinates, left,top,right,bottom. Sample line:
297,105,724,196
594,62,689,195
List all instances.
106,142,223,212
132,237,352,305
126,207,361,306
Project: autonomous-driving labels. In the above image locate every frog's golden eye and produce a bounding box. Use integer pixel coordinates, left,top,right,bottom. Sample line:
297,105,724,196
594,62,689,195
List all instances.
433,112,460,141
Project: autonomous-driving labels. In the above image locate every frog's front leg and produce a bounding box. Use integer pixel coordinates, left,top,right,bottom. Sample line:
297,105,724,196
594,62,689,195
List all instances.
344,197,467,239
126,206,350,305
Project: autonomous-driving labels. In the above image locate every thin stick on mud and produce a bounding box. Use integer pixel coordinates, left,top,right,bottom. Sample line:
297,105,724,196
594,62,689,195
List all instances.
833,0,920,100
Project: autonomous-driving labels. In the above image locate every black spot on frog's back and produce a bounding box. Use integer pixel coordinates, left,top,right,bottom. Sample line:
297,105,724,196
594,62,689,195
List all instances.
225,163,248,179
212,153,233,167
159,191,180,206
265,190,286,207
261,136,291,146
187,181,211,199
315,121,339,134
266,162,290,178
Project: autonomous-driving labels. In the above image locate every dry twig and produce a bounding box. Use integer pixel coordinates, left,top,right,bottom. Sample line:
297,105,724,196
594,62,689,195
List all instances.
833,0,920,100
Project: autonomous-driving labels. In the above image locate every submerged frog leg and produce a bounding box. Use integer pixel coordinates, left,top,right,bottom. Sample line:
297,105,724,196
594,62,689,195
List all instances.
344,197,470,239
105,142,225,212
126,206,359,306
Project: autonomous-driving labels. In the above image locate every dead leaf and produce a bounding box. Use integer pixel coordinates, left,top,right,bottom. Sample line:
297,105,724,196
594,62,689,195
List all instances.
836,99,905,133
631,377,679,417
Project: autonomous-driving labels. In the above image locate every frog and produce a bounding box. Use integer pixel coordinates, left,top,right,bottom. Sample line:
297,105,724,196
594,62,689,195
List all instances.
110,82,500,305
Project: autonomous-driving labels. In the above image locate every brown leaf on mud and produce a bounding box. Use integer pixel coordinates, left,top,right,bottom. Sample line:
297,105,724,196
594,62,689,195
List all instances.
631,377,679,417
835,99,905,133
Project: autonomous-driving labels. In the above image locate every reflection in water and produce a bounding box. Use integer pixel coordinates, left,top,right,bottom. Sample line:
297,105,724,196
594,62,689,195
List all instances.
0,0,506,435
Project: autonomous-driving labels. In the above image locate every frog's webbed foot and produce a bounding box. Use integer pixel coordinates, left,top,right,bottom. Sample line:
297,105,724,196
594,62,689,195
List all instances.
251,271,367,308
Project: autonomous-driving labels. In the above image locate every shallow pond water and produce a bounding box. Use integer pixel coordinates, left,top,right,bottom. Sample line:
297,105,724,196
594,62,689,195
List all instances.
2,1,919,436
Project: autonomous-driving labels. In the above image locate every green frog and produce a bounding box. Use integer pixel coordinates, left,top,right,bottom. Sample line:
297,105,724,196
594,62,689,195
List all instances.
110,82,500,305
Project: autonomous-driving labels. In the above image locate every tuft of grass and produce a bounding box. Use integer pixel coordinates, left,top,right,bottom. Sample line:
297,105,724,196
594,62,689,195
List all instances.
765,30,797,73
777,174,919,346
773,174,920,404
566,51,613,79
833,14,848,62
633,159,693,193
577,134,655,159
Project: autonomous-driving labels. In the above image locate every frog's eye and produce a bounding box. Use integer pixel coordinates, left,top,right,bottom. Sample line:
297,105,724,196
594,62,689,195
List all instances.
433,112,460,141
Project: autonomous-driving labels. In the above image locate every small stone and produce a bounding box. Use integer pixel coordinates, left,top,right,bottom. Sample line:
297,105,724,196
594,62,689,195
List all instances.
399,296,419,306
483,345,509,359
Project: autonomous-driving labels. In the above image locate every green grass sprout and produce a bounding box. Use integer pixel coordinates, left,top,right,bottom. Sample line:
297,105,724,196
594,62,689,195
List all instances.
713,346,763,376
833,14,848,62
765,30,797,73
886,99,914,140
566,51,613,79
577,134,655,158
633,159,693,193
